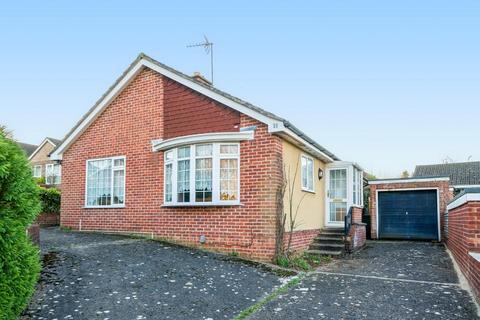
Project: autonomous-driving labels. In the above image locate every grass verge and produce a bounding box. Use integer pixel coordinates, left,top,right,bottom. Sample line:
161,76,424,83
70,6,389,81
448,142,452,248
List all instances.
233,274,304,320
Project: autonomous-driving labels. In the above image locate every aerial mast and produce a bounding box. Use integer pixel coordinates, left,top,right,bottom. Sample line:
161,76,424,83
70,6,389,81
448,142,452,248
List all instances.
187,35,214,84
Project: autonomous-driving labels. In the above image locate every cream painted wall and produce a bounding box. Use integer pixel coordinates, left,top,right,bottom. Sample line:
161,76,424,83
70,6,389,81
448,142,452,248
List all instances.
282,140,326,231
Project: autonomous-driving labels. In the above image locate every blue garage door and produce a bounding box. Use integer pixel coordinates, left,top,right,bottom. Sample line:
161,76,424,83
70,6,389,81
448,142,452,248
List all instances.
378,190,438,240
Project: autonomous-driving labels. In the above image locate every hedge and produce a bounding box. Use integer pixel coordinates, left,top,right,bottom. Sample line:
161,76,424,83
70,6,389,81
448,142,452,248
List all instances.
38,187,61,214
0,133,41,319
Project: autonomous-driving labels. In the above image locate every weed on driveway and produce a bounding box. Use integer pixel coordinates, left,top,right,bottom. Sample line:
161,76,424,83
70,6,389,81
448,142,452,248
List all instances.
21,228,284,320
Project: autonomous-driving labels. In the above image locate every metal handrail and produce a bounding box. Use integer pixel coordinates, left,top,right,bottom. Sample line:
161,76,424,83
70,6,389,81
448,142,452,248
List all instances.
344,207,353,236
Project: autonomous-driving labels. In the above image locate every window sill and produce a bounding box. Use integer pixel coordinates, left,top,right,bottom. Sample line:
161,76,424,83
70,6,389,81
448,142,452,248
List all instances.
301,188,315,194
84,205,125,209
162,203,242,208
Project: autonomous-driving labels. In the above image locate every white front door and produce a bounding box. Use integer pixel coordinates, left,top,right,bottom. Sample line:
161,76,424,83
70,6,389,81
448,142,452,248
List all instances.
326,168,348,226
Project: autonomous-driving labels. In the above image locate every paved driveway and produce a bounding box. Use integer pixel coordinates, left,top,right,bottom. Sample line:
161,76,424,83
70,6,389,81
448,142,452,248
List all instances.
251,242,479,320
22,228,282,320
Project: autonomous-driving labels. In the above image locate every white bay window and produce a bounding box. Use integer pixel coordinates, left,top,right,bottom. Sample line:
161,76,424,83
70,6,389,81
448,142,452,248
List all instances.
164,143,240,205
86,156,125,207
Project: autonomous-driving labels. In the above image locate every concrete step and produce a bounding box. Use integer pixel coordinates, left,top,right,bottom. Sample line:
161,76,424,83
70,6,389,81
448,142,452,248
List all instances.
320,228,344,236
306,249,343,257
313,236,344,244
309,243,345,250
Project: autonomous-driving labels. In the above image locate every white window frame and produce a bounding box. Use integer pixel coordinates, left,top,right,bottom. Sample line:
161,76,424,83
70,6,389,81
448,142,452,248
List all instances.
45,163,61,185
163,143,240,206
33,165,42,178
300,154,315,193
85,156,126,208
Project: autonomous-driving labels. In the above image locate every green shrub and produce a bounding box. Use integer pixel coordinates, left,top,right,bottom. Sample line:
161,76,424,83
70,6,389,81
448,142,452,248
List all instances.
0,133,41,319
34,176,45,185
38,187,61,214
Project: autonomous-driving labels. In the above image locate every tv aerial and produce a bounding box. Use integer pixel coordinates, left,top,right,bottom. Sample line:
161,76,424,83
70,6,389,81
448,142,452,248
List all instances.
187,35,214,84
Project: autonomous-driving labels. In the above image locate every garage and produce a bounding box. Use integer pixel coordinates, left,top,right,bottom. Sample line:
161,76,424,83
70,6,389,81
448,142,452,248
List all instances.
368,177,451,241
377,189,439,240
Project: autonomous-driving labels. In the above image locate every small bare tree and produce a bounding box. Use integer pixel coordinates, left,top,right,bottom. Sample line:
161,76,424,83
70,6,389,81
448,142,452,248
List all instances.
275,158,307,260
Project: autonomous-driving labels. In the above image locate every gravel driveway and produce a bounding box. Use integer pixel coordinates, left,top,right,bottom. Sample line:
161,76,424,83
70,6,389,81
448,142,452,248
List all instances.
22,227,283,320
251,242,480,320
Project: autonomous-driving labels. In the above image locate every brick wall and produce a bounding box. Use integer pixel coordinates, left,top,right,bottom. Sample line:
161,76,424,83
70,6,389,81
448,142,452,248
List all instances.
35,212,60,226
283,229,320,253
346,206,366,252
60,68,284,261
163,78,240,138
369,181,451,239
446,200,480,301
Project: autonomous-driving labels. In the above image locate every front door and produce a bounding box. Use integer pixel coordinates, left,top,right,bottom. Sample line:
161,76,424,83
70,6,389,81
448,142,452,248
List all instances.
326,168,347,226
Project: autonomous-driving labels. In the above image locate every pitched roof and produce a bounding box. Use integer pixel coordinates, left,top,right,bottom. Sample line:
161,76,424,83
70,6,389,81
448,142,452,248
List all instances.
46,137,62,145
413,161,480,186
51,53,340,162
17,142,38,157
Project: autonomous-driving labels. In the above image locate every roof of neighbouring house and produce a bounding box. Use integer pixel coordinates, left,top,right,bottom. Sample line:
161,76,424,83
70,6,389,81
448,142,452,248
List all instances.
46,137,62,146
50,53,340,162
28,137,62,160
413,161,480,187
18,142,38,157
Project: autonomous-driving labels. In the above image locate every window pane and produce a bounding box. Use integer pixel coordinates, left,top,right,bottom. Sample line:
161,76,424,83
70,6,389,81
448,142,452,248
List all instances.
87,159,112,206
195,144,212,157
195,158,212,202
220,144,238,155
178,146,190,159
307,158,314,190
113,158,124,167
165,150,174,161
165,163,173,202
220,158,238,201
113,169,124,204
177,159,190,202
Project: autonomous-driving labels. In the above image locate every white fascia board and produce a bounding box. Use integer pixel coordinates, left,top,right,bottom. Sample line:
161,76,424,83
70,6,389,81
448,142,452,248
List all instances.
447,193,480,211
28,138,56,161
327,161,363,171
276,127,334,163
453,184,480,189
369,177,450,185
151,131,254,152
50,62,146,160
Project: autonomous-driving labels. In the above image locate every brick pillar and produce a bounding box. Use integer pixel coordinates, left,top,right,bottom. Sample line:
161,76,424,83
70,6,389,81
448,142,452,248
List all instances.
352,206,363,224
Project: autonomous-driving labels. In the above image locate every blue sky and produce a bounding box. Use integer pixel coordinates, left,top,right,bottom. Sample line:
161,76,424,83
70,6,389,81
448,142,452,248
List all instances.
1,1,479,177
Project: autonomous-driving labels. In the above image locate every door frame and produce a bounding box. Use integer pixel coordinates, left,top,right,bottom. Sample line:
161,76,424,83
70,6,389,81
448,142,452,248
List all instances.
325,167,348,227
375,187,441,241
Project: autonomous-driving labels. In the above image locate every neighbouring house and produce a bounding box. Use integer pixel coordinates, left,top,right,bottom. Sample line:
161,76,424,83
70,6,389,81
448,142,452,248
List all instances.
413,161,480,194
18,142,38,158
29,137,62,187
50,53,365,260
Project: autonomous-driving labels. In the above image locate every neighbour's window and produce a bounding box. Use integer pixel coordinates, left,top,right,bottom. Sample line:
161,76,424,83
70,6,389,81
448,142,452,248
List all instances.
33,165,42,178
301,155,314,192
45,163,61,185
164,143,239,205
86,156,125,207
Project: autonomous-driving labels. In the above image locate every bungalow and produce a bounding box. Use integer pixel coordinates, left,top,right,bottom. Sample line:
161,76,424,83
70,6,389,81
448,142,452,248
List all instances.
51,53,364,260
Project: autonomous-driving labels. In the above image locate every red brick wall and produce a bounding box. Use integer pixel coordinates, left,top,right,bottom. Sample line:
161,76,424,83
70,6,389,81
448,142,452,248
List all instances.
352,206,362,223
446,201,480,301
163,77,240,139
60,68,284,260
283,229,320,253
369,181,451,239
35,212,60,226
